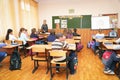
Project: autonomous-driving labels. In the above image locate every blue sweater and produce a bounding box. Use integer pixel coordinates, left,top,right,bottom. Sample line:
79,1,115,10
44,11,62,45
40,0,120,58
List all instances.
47,35,56,42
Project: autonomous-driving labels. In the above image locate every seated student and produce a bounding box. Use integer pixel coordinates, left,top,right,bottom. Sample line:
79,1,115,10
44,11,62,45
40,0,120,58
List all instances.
104,51,120,75
108,28,118,38
5,29,17,41
73,28,80,36
66,29,73,39
95,29,105,39
52,33,67,73
47,29,56,42
91,30,105,53
18,28,29,46
0,52,7,66
30,28,39,39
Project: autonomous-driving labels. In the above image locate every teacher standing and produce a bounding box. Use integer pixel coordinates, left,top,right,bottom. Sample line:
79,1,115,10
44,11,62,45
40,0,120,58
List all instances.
41,20,48,33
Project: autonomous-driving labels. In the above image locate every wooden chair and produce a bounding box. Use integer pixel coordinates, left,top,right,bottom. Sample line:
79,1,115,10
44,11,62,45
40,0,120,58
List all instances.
31,45,49,73
4,40,12,45
14,40,27,57
48,50,69,80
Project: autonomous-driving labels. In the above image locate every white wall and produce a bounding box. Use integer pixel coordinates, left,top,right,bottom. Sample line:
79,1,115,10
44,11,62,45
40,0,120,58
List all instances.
38,0,120,29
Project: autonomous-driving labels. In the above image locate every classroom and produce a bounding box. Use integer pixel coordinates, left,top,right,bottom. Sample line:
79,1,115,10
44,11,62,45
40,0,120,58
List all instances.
0,0,120,80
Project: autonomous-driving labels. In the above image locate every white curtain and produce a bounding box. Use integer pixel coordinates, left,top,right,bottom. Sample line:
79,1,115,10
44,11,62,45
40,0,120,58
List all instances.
0,0,39,40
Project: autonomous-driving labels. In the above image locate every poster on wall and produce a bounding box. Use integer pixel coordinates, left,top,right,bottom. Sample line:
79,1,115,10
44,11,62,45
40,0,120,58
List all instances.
61,19,67,28
54,19,60,23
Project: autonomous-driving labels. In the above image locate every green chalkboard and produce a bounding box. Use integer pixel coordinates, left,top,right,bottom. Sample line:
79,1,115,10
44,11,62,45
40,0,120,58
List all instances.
52,15,91,28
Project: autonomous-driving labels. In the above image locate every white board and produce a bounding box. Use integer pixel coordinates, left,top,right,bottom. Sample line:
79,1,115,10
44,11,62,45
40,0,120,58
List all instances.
91,16,111,29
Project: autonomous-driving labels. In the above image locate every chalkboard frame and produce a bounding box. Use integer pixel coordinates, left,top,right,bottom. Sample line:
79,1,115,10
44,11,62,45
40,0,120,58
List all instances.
52,15,91,29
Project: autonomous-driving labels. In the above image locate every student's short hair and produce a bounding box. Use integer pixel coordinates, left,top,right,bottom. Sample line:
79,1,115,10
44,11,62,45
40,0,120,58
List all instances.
50,29,55,35
56,33,63,39
31,28,36,33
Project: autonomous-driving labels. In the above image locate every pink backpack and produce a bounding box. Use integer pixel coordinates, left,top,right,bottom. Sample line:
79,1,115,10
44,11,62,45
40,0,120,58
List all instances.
102,51,113,60
76,43,83,52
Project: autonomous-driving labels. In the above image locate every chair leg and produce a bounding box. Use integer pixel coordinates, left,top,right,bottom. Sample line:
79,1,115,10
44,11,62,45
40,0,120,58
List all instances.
46,60,49,74
23,46,27,58
32,60,38,73
66,66,68,80
50,63,53,80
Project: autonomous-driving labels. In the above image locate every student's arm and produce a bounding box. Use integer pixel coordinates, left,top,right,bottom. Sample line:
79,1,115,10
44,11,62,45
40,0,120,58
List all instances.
115,38,120,43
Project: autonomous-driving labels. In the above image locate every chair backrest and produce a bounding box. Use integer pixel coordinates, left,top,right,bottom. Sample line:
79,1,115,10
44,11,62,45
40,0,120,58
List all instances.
73,36,81,40
49,50,67,57
14,40,23,45
32,45,48,53
4,40,11,44
66,39,75,44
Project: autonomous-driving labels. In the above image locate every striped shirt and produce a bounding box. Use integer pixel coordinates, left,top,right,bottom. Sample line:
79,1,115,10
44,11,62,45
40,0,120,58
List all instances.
52,39,64,49
52,39,66,61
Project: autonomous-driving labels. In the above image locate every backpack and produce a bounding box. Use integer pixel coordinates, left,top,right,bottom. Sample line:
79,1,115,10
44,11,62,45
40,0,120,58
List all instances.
102,51,113,60
9,49,21,70
68,51,78,74
116,62,120,78
102,51,113,65
87,41,95,48
76,43,83,52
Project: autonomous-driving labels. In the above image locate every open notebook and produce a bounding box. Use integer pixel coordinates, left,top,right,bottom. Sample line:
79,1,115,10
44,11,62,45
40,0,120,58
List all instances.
104,42,113,46
113,45,120,50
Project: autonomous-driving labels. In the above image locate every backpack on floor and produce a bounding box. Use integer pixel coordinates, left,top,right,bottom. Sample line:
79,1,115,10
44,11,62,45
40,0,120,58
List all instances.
102,51,113,60
116,62,120,78
87,41,95,48
68,51,78,74
102,50,113,65
9,49,21,70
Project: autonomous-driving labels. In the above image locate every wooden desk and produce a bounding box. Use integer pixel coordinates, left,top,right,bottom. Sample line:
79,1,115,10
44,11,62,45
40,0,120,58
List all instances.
95,38,117,43
73,36,81,43
0,45,19,55
27,38,37,46
38,32,49,39
27,38,38,42
66,39,76,44
73,36,81,40
103,43,120,50
29,43,76,51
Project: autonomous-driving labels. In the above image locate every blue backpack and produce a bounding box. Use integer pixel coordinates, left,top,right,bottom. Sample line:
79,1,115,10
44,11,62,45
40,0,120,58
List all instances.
9,49,21,70
68,51,78,74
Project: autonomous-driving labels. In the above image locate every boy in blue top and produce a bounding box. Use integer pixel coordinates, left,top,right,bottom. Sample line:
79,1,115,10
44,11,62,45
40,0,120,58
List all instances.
30,28,39,38
47,29,56,42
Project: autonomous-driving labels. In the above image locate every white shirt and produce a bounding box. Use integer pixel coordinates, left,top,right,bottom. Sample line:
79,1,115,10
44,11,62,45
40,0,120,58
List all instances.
95,33,105,39
19,33,28,45
9,34,17,41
